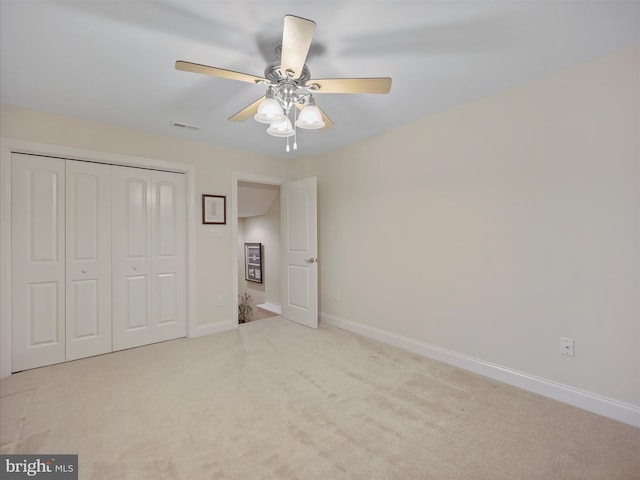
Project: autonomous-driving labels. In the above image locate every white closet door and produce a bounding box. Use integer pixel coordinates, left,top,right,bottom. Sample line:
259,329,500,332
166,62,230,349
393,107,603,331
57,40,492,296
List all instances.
112,166,186,350
66,160,112,361
151,171,186,343
11,154,66,371
112,166,153,351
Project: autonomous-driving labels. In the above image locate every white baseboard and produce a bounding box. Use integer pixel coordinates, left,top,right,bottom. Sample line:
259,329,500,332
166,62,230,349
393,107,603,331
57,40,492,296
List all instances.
320,312,640,428
190,320,235,337
257,303,282,315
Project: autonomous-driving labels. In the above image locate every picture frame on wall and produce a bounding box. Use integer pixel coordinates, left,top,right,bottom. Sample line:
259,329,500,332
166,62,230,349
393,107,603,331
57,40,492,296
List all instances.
245,243,263,283
202,195,226,224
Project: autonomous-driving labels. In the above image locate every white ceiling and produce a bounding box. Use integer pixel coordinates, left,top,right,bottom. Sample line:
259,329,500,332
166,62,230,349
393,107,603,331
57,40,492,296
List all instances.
1,1,638,159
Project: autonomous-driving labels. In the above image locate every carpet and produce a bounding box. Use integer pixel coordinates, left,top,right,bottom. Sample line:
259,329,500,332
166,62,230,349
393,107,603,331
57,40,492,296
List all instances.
1,317,638,479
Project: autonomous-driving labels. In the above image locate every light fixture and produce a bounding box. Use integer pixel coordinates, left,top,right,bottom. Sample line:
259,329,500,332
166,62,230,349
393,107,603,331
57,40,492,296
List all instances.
266,117,294,137
256,90,323,150
252,67,328,152
296,97,325,129
254,88,286,124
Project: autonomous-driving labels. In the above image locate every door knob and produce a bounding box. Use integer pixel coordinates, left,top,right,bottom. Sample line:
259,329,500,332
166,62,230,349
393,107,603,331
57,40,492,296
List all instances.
81,269,87,274
133,266,138,271
305,257,318,264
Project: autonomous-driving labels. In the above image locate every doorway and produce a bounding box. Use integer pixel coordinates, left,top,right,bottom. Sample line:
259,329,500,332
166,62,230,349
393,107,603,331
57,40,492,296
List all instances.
231,174,288,326
232,174,319,329
237,181,280,323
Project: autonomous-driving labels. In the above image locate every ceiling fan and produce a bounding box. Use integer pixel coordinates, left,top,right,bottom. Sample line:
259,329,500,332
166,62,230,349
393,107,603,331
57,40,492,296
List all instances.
176,14,392,151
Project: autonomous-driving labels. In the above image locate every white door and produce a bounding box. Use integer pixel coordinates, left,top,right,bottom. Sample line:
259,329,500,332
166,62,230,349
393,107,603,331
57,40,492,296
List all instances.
65,160,112,361
112,166,186,350
11,154,66,371
112,166,153,350
280,177,318,328
150,170,186,343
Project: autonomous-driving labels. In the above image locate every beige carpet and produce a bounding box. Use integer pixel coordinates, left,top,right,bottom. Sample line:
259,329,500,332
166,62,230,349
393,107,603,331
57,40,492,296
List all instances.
1,317,638,479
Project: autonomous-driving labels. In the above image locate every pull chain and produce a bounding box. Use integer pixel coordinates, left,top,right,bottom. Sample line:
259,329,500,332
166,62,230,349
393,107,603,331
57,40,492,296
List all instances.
293,107,298,151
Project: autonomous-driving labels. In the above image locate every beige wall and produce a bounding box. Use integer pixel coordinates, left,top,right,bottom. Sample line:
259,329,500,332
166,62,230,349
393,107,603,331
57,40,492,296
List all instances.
0,104,292,329
305,46,640,406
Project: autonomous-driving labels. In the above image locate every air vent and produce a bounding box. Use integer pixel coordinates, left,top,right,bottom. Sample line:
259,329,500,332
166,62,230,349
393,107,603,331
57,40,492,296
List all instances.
172,121,200,131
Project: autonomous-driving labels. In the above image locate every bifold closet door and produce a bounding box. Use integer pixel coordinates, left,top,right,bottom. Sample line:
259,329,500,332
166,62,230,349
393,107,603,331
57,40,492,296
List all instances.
12,156,113,371
11,154,66,371
151,170,187,344
65,160,112,361
11,154,65,372
112,166,186,351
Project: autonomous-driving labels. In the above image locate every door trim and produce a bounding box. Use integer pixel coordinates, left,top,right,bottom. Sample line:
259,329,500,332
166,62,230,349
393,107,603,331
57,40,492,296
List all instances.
231,172,289,327
0,137,198,378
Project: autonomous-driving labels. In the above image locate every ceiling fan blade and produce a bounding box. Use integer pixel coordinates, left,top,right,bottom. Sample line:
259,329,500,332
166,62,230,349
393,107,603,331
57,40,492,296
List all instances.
176,61,266,84
296,103,334,129
228,96,265,122
280,15,316,79
307,78,392,94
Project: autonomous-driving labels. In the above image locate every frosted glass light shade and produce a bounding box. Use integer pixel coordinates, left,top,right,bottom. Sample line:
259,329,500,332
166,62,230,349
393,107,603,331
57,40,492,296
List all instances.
267,118,294,137
295,105,325,129
254,98,286,124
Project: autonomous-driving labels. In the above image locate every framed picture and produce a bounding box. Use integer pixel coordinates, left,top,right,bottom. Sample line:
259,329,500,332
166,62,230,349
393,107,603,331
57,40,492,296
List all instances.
245,243,263,283
202,195,226,224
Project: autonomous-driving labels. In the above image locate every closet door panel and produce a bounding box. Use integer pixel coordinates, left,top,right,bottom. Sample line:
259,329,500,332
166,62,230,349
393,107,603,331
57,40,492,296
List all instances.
125,275,148,329
66,161,112,361
28,283,59,344
151,172,186,342
126,179,149,258
72,280,98,337
11,154,66,371
112,166,153,351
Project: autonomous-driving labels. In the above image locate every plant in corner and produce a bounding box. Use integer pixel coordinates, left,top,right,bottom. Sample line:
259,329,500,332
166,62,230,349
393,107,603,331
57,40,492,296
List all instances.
238,292,252,324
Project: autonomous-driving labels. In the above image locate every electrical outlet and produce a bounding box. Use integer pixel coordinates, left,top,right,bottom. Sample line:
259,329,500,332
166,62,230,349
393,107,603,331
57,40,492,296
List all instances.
561,337,575,356
333,290,341,302
217,295,224,306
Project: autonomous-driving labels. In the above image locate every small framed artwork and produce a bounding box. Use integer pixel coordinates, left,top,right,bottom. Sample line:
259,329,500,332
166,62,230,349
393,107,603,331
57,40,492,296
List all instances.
202,195,226,224
245,243,263,283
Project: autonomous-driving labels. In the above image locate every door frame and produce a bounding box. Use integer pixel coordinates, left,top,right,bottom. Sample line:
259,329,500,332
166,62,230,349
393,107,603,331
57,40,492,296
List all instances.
0,137,198,378
231,172,289,326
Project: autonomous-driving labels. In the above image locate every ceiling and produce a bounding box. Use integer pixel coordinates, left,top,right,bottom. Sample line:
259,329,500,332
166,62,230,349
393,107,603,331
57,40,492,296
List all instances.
1,1,638,159
238,181,278,218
